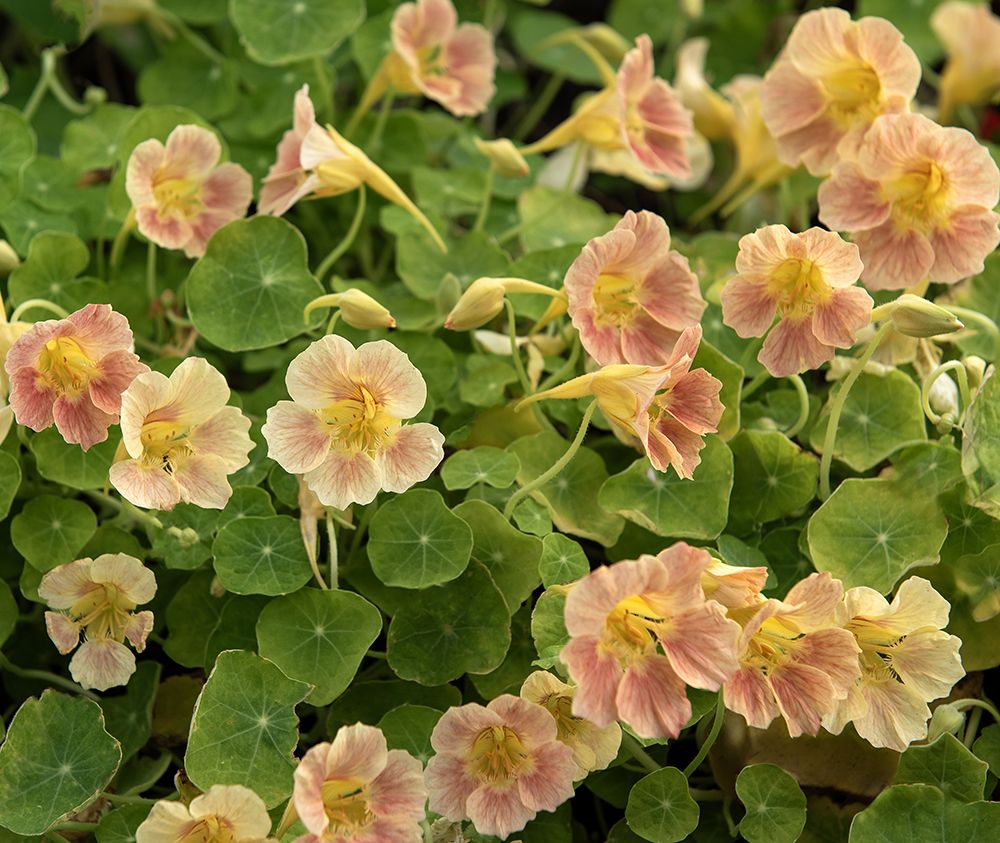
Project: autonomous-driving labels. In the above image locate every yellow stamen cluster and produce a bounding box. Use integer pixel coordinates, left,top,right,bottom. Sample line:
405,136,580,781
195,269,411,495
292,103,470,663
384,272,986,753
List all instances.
884,161,951,232
152,176,202,220
37,336,96,396
592,273,639,327
321,385,400,457
177,815,238,843
68,584,136,644
320,777,374,834
601,594,667,664
767,258,830,318
824,63,882,126
139,419,194,475
470,725,531,784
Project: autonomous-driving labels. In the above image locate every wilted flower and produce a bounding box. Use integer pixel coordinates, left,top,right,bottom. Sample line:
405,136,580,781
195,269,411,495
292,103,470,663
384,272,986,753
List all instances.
560,545,740,738
387,0,496,117
519,670,622,779
818,112,1000,290
760,7,921,175
289,724,426,843
825,577,965,752
126,124,252,258
425,695,576,839
931,2,1000,122
565,211,705,366
720,225,871,377
4,303,148,450
259,84,318,217
262,336,445,510
725,573,861,738
39,553,156,691
136,784,272,843
110,357,254,511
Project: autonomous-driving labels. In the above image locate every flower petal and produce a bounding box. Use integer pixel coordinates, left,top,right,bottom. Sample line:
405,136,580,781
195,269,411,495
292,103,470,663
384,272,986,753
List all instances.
376,423,444,493
52,393,116,451
811,286,873,348
262,401,331,474
758,315,834,377
304,448,381,509
109,459,181,512
70,638,136,691
351,340,427,420
616,653,690,739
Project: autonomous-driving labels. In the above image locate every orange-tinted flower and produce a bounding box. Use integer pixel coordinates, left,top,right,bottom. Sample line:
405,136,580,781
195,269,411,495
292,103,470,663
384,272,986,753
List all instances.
259,84,317,217
931,2,1000,122
136,785,272,843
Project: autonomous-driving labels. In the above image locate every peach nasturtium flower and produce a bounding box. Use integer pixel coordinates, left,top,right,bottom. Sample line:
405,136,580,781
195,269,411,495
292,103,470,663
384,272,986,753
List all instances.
720,224,871,377
262,336,445,510
818,113,1000,290
565,210,705,366
387,0,496,117
824,577,965,752
110,357,254,511
522,325,723,479
724,573,861,738
425,694,576,839
259,84,318,217
4,303,148,450
931,2,1000,123
759,7,921,175
519,670,622,779
700,559,769,610
287,724,426,843
39,553,156,691
136,784,272,843
126,124,252,258
560,545,741,739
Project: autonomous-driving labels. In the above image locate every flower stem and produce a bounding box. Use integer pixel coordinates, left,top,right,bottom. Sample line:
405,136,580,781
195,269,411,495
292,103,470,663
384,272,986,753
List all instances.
921,360,969,427
367,89,395,156
9,299,69,323
108,210,136,280
819,322,893,500
785,374,810,439
326,513,338,590
473,165,495,233
947,305,1000,360
742,369,770,400
513,73,565,141
954,697,1000,722
504,299,533,396
503,399,597,520
101,792,155,805
146,240,158,306
0,653,99,701
683,693,725,778
315,185,366,285
622,732,661,774
537,333,581,393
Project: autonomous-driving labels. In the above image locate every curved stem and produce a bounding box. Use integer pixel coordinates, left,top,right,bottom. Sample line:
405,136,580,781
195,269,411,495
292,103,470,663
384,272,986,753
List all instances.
315,186,366,284
563,140,585,192
503,399,597,520
21,55,53,122
158,9,227,65
9,299,69,323
819,323,893,500
325,310,341,336
0,652,99,701
921,360,969,427
947,306,1000,360
367,90,396,155
683,693,725,778
742,369,770,400
785,374,810,439
504,299,533,396
537,333,581,393
513,73,565,141
109,210,136,279
954,697,1000,722
473,166,495,233
621,732,661,774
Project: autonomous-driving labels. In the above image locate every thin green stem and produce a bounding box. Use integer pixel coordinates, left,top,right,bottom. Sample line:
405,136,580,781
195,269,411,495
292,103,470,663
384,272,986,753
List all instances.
742,369,770,400
621,732,661,774
504,299,533,396
326,513,338,590
368,90,395,155
503,399,597,519
947,306,1000,360
159,10,227,65
513,73,565,141
964,706,983,749
0,652,99,701
954,697,1000,722
9,299,69,323
785,374,810,439
349,501,378,557
325,310,341,336
101,792,156,805
21,63,51,122
563,140,585,192
315,186,366,284
537,333,581,393
819,322,893,500
146,240,158,306
683,693,725,778
52,822,99,832
109,211,136,280
921,360,969,427
473,166,495,233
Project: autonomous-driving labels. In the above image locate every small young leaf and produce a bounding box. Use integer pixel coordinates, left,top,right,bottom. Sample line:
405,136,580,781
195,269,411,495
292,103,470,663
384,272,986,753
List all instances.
11,495,97,572
538,533,589,588
441,447,521,490
378,704,442,765
896,733,988,803
735,763,807,843
625,766,699,843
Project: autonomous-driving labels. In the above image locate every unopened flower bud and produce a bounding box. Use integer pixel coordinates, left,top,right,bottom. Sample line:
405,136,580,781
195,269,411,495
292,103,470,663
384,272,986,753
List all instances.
0,240,19,275
209,575,227,598
473,138,530,178
964,355,987,391
578,23,632,61
873,294,963,338
927,703,965,741
303,290,395,330
444,277,506,331
681,0,704,18
929,371,959,416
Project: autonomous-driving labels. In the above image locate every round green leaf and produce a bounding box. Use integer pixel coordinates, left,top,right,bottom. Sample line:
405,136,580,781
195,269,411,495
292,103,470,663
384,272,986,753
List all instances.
213,515,314,596
625,766,699,843
972,724,1000,777
538,532,589,588
387,560,511,685
368,489,473,589
729,430,818,530
30,427,119,491
807,478,948,592
598,438,734,540
186,216,324,352
256,589,382,705
952,545,1000,622
441,447,521,490
896,733,987,804
0,691,122,835
377,704,442,765
230,0,365,65
6,230,91,310
218,485,277,529
185,650,310,808
735,763,807,843
137,46,238,120
0,105,36,212
0,451,21,520
531,588,568,669
11,495,97,572
848,783,1000,842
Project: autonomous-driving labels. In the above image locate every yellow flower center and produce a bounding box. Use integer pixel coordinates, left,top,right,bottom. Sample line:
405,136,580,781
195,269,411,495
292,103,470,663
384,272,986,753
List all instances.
469,725,531,784
540,693,582,742
70,584,135,643
883,161,951,233
767,258,830,317
152,176,203,220
601,594,666,664
320,777,374,834
731,604,803,674
592,273,639,327
846,618,913,681
823,63,882,127
178,815,237,843
321,385,400,457
139,419,194,475
37,337,97,396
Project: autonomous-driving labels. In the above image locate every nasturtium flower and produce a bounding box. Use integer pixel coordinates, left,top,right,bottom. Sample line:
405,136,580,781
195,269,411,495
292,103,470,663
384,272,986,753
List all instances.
39,553,156,692
560,544,740,739
701,559,768,610
760,7,921,175
519,670,622,779
523,325,723,479
262,336,445,510
425,694,576,839
565,210,705,366
720,225,872,377
126,124,252,258
725,573,861,738
4,303,148,451
289,724,426,843
931,2,1000,123
0,310,29,445
818,112,1000,290
444,277,567,332
387,0,496,117
825,577,965,752
136,784,272,843
110,357,253,511
259,84,317,217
